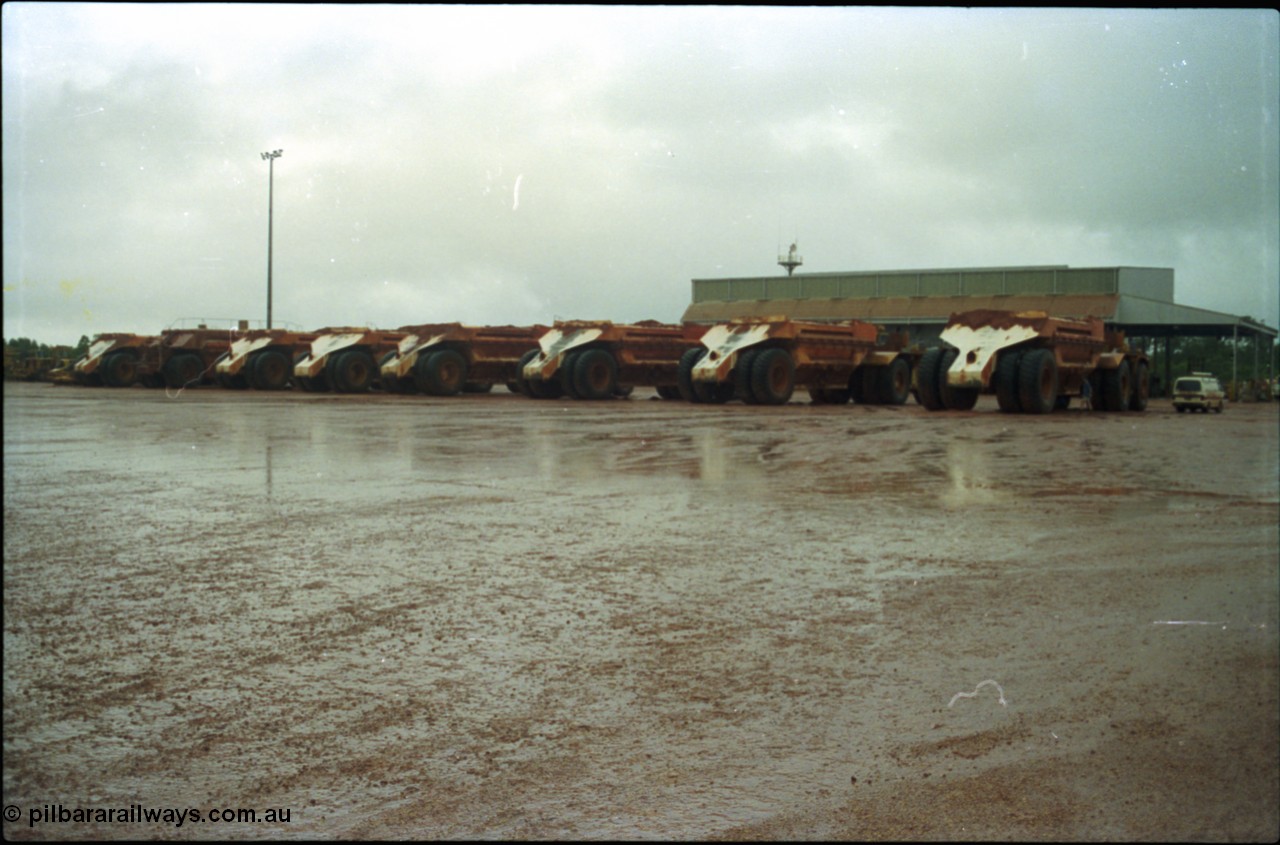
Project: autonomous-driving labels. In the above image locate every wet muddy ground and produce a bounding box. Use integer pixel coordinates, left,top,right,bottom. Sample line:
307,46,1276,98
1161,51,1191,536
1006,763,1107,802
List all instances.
3,380,1277,840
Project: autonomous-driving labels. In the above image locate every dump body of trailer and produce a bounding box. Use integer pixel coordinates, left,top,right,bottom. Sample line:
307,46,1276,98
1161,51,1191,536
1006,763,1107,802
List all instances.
292,328,406,393
518,321,698,400
380,324,548,396
72,334,159,387
215,330,319,390
681,317,918,406
919,309,1149,414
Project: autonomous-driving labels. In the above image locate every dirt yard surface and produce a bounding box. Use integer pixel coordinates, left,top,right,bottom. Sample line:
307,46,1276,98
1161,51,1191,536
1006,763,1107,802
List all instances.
3,380,1277,840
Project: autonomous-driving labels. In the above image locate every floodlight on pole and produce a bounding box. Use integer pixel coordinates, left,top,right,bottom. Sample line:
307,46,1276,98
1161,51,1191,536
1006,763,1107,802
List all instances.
261,149,283,328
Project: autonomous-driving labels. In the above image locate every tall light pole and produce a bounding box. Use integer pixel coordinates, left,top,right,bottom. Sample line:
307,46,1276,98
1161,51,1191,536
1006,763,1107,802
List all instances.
261,149,283,329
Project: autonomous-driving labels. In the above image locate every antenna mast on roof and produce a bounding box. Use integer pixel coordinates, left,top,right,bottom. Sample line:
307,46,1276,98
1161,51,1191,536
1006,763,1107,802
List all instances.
778,240,803,276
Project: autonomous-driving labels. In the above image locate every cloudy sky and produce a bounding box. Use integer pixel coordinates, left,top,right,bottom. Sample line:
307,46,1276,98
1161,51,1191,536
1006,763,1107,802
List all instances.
3,4,1278,344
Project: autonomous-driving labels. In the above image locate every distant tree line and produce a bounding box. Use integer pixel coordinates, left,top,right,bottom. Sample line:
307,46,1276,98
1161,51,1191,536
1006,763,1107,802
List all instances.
3,335,91,378
3,335,91,361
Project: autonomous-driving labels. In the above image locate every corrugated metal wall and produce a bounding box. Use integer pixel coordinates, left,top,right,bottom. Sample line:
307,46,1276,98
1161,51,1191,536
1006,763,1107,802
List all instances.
689,266,1166,303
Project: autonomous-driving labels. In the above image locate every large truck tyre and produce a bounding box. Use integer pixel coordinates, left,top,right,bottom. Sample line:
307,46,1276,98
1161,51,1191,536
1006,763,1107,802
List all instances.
101,352,138,388
848,367,868,404
559,351,583,398
915,347,946,411
513,349,539,397
875,357,912,405
735,348,762,404
164,353,204,389
858,365,882,405
251,350,292,390
418,349,467,396
1017,348,1059,414
994,350,1023,413
676,347,704,403
331,349,376,393
1128,361,1149,411
1100,360,1131,412
750,348,795,405
938,348,979,411
573,348,618,400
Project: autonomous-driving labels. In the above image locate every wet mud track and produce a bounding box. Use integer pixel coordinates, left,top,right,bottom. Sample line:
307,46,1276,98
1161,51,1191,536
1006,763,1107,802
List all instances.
3,382,1277,840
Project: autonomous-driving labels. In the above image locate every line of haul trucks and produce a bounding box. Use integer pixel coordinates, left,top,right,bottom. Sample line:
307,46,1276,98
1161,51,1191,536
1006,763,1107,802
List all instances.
64,309,1151,413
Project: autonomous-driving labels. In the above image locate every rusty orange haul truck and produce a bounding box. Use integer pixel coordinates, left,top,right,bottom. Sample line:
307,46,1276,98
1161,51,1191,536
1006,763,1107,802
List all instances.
515,320,696,400
291,328,406,393
215,329,319,390
917,309,1149,413
379,323,548,396
678,317,918,406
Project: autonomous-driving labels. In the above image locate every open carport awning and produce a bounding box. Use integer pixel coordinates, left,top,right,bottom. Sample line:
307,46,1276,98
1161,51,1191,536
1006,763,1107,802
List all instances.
1114,297,1278,339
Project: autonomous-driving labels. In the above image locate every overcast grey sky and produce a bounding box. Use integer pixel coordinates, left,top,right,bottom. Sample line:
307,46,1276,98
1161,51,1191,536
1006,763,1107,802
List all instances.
3,4,1278,344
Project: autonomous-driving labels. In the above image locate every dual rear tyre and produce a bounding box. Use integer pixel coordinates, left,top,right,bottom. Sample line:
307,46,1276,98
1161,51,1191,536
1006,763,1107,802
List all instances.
989,349,1149,414
569,348,618,400
1016,348,1058,415
518,347,625,401
1100,359,1131,412
857,357,911,406
249,350,291,390
163,353,205,389
748,348,795,405
414,349,467,396
101,352,139,388
679,346,794,405
329,349,376,393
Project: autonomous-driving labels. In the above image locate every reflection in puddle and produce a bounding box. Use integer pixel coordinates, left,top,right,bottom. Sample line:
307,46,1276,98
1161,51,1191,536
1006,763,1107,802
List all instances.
696,429,765,489
940,441,1005,508
521,420,767,490
265,439,273,501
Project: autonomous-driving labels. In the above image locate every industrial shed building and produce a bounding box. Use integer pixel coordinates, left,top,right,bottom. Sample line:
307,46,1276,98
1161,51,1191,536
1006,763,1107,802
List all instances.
681,265,1276,394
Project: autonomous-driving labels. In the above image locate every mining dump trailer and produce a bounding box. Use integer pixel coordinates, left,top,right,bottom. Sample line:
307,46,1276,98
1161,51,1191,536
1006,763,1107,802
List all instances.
291,328,406,394
679,317,917,406
917,309,1150,414
71,333,159,387
516,320,695,400
379,323,548,396
215,330,318,390
141,328,241,389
